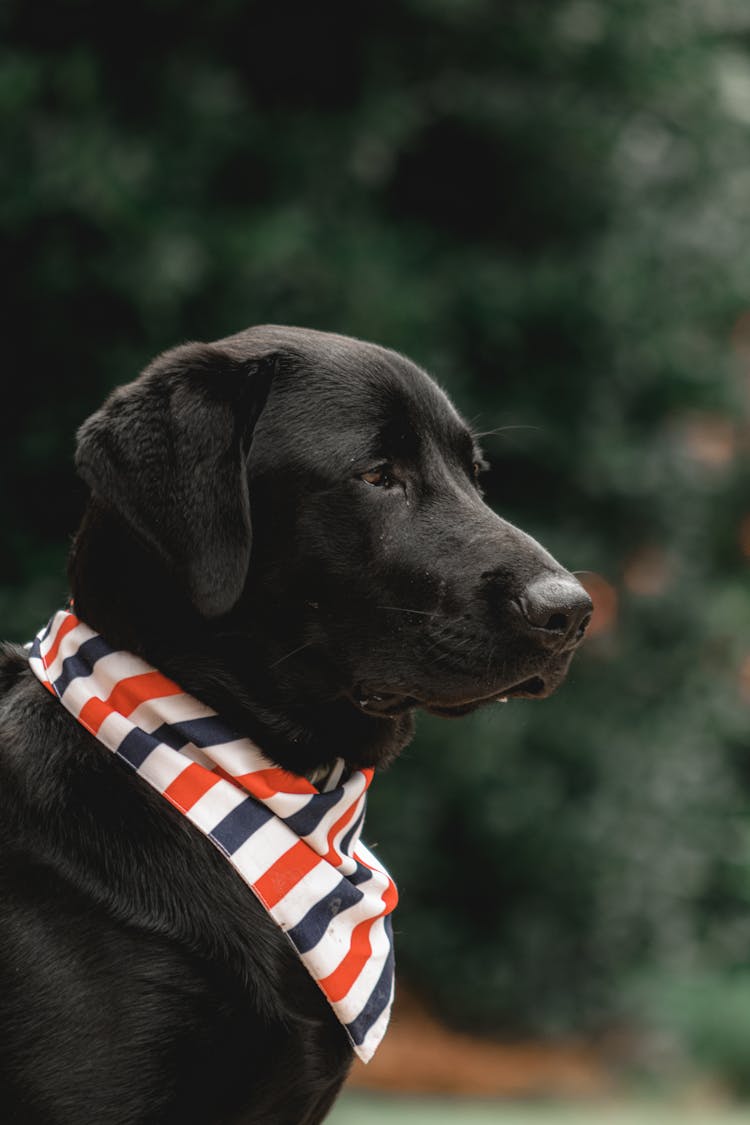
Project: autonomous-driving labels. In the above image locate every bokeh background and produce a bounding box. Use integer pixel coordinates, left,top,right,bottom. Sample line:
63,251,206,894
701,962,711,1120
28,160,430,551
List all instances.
3,0,750,1116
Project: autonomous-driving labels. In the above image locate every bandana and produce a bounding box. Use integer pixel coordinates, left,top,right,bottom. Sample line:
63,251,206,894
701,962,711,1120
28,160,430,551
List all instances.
28,609,397,1063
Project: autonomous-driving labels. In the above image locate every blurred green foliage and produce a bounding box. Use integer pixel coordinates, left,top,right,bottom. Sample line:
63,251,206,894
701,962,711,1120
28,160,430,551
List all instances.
640,970,750,1098
3,0,750,1081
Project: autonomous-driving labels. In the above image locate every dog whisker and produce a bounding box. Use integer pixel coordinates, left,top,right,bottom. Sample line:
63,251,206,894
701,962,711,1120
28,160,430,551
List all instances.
376,605,437,617
430,634,476,667
268,641,316,670
420,623,457,658
473,424,542,439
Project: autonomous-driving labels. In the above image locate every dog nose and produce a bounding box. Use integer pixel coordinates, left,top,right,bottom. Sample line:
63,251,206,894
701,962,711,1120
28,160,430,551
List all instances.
519,575,592,646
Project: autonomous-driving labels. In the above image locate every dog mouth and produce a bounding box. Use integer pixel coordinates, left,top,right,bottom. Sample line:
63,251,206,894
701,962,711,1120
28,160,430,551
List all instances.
351,674,549,718
425,675,547,716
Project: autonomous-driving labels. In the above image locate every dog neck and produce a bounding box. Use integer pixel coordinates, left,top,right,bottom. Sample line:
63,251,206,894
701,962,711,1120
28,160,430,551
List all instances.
67,501,415,776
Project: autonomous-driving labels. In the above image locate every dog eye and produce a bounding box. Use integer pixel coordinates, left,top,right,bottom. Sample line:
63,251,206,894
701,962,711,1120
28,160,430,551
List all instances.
361,466,393,488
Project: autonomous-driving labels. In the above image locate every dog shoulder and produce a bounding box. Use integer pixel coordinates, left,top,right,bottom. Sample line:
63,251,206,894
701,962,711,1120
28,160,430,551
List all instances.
0,646,323,1024
0,642,32,696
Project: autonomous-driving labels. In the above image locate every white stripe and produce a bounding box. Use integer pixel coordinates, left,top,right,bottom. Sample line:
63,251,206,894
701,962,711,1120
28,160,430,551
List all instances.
137,744,196,793
71,647,154,696
37,611,70,660
321,759,346,792
43,621,95,683
129,691,216,734
230,816,311,885
323,913,390,1011
174,741,216,770
292,772,368,857
185,775,249,833
356,977,395,1064
260,789,320,821
198,738,271,778
56,672,107,724
202,743,317,819
37,612,86,663
265,860,345,933
93,709,139,753
278,898,361,979
324,791,368,877
290,917,351,978
56,650,149,716
352,841,385,875
308,869,388,962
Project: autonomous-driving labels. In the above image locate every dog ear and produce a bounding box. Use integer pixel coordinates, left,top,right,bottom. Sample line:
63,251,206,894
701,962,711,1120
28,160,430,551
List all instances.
75,341,275,618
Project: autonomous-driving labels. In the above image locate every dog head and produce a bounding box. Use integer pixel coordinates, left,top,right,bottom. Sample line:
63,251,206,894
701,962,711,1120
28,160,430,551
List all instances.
71,326,591,771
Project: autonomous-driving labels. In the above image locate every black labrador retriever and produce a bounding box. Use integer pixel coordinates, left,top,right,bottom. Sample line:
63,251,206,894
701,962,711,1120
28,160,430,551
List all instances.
0,326,591,1124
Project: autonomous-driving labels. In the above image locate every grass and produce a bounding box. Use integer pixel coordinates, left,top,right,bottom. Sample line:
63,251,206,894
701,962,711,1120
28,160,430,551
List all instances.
328,1093,750,1124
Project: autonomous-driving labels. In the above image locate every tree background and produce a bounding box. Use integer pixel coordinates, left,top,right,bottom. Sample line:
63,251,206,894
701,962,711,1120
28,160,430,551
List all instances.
3,0,750,1088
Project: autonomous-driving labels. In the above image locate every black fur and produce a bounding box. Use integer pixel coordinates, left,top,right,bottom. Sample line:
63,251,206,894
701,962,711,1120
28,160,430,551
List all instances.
0,326,590,1123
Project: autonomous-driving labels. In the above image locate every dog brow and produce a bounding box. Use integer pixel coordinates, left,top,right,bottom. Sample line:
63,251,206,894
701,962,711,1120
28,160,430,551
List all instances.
449,423,481,465
376,415,420,458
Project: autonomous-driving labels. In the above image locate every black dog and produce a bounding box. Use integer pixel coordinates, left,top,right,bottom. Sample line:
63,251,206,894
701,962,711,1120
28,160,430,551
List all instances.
0,326,591,1124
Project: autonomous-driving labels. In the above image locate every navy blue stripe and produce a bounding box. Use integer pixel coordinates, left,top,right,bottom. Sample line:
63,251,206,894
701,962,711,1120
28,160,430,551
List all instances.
285,879,364,955
53,635,113,697
156,714,242,750
28,636,42,661
39,617,55,644
147,722,189,751
116,726,161,771
340,806,365,858
210,798,274,855
349,860,374,887
345,915,395,1045
282,787,350,838
108,729,276,858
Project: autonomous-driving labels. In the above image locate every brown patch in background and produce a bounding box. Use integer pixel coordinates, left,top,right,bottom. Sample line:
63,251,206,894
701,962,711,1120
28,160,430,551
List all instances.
347,988,613,1098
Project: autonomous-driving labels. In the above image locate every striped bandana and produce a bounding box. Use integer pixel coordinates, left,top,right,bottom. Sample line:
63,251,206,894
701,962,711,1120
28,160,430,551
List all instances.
28,609,397,1062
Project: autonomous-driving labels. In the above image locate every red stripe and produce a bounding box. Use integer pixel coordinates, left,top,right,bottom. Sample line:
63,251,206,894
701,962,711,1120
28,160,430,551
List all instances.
317,863,398,1004
383,879,398,912
75,671,178,733
107,671,183,717
354,855,398,913
43,612,80,671
214,765,249,792
318,916,378,1003
236,766,317,799
253,840,321,908
77,695,112,735
163,761,221,812
321,800,360,866
77,671,183,734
